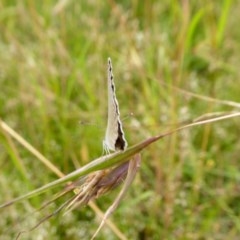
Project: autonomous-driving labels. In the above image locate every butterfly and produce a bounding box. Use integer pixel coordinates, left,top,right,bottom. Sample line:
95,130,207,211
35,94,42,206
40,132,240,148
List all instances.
103,58,128,152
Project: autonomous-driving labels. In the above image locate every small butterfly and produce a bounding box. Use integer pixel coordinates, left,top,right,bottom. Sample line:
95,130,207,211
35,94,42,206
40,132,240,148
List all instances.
103,58,128,152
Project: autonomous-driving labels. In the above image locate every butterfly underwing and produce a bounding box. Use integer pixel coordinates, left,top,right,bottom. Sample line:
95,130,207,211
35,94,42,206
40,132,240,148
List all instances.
103,58,128,152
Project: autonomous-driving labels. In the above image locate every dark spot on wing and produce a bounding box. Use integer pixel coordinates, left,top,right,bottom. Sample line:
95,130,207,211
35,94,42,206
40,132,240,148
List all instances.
115,121,126,150
110,77,115,92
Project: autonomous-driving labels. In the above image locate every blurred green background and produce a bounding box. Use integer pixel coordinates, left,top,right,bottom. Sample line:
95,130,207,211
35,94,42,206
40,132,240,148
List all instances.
1,0,240,239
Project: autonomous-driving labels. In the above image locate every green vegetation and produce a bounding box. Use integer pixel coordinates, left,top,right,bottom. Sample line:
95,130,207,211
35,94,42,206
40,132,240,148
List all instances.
0,0,240,239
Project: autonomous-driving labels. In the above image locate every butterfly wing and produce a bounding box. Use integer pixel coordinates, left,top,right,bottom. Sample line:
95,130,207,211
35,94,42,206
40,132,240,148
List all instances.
104,58,127,151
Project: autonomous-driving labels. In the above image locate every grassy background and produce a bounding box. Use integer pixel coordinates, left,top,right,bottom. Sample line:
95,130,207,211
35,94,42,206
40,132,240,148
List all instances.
1,0,240,239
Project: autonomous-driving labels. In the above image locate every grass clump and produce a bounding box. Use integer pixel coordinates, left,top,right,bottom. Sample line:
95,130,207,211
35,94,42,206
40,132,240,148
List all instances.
1,0,240,239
